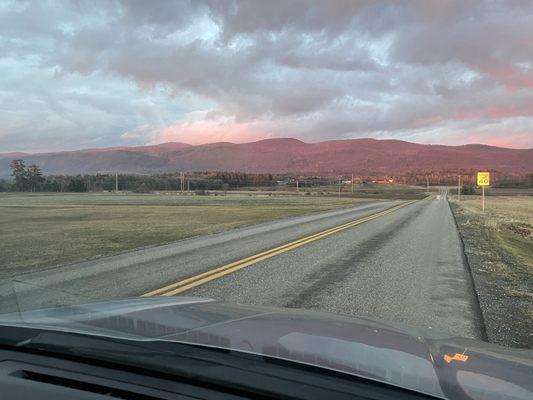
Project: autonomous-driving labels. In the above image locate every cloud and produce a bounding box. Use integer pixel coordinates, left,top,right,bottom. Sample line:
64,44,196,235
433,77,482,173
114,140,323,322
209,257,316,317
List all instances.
120,124,157,141
439,116,533,149
152,112,270,145
0,0,532,152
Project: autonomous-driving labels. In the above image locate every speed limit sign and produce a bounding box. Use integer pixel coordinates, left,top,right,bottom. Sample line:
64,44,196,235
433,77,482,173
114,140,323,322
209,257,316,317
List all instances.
477,172,490,186
477,172,490,212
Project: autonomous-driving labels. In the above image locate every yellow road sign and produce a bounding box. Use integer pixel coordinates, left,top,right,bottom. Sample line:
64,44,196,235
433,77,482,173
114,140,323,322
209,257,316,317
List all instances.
477,172,490,186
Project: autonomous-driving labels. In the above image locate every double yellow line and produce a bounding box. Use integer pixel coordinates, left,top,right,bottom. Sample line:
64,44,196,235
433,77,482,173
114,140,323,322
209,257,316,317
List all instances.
142,200,416,297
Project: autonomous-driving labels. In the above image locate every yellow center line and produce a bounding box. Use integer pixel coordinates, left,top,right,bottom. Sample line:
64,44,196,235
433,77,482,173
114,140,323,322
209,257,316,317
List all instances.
142,200,417,297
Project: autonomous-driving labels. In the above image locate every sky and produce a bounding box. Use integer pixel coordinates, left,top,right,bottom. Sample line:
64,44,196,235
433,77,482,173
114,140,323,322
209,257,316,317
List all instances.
1,0,532,153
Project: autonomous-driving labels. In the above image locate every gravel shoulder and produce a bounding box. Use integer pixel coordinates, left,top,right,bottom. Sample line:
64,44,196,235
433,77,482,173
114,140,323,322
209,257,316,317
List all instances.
450,199,533,349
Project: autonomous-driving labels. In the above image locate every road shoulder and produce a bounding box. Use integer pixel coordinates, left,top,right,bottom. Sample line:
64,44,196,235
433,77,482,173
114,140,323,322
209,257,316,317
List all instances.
450,202,532,349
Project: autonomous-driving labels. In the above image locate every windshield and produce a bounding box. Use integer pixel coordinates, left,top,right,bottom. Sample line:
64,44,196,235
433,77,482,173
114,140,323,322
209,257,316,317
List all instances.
0,0,532,397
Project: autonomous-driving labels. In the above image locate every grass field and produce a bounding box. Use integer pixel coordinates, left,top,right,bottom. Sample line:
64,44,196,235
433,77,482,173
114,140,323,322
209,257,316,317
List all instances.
451,195,533,271
0,192,379,277
191,184,427,201
265,183,428,199
450,193,533,348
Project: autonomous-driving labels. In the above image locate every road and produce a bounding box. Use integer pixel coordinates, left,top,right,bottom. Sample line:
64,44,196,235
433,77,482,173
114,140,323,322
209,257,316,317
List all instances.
0,192,485,339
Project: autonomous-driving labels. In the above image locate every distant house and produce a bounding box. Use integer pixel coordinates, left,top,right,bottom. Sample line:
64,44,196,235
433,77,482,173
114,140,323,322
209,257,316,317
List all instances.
374,178,394,184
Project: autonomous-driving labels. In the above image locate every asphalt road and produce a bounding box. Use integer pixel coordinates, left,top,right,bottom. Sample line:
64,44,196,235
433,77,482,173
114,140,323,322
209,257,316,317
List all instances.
0,193,485,339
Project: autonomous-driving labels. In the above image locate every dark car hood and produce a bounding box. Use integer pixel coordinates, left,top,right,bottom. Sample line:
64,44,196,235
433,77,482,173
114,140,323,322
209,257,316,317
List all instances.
1,296,532,399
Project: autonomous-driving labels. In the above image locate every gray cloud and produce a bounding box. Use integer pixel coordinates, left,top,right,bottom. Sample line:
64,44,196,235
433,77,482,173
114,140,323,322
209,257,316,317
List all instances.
0,0,532,152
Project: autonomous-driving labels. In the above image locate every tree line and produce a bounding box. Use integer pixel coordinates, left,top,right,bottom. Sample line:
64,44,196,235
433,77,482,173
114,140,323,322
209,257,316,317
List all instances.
6,159,45,192
0,160,277,192
1,160,530,193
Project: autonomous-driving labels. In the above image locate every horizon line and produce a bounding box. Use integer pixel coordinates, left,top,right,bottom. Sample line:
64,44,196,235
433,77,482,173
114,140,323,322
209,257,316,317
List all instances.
2,136,532,156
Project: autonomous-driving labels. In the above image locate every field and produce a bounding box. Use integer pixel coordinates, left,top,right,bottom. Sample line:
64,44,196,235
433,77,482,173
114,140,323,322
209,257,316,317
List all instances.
242,183,428,200
0,192,380,277
450,194,532,347
452,195,532,271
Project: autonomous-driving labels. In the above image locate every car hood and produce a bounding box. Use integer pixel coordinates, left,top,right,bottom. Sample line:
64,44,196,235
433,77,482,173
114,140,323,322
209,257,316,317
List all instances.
1,296,532,400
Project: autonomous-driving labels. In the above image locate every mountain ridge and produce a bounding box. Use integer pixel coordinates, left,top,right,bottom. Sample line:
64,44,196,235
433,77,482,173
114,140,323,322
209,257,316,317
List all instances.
1,138,531,177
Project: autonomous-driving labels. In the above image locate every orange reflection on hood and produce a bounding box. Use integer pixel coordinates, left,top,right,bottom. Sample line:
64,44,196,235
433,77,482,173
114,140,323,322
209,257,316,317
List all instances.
444,353,469,364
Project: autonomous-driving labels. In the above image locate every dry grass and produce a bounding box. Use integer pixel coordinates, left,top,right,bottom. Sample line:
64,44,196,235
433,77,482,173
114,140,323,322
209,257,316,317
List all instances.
452,195,533,271
0,192,376,277
209,184,427,200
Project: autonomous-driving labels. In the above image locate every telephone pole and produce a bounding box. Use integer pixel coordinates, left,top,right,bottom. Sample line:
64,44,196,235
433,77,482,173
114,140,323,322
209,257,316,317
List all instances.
115,172,118,193
296,179,299,193
426,176,429,194
351,173,354,193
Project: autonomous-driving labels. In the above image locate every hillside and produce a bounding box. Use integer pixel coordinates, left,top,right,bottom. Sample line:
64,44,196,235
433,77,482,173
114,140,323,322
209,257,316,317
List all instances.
1,138,531,177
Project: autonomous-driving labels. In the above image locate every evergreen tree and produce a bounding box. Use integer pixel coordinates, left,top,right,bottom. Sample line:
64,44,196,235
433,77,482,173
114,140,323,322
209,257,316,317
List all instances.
27,164,44,192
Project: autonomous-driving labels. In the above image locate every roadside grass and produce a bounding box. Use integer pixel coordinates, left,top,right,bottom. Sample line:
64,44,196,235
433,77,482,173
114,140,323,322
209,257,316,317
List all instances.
495,231,533,274
452,195,532,271
0,192,379,277
450,194,533,347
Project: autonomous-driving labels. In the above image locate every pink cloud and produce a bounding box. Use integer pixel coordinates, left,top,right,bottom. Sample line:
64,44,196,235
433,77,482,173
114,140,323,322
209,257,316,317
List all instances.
413,116,445,128
452,104,533,122
443,131,533,149
152,119,272,145
481,64,533,91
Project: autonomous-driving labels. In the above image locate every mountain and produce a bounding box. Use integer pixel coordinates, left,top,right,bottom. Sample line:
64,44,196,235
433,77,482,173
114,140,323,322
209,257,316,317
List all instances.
0,138,531,177
0,152,28,158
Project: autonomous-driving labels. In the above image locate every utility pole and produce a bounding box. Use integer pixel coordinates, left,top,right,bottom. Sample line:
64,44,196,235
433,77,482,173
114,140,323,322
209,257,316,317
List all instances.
351,173,354,193
426,176,429,194
338,179,341,198
115,172,118,193
187,179,190,192
458,175,461,201
296,179,299,193
180,172,185,192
